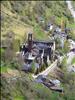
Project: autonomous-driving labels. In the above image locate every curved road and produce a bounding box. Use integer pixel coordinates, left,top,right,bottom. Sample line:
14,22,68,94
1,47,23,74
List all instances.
66,1,75,22
32,60,58,79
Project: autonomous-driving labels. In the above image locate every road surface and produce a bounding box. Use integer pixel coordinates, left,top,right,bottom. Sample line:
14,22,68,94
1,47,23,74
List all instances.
66,1,75,22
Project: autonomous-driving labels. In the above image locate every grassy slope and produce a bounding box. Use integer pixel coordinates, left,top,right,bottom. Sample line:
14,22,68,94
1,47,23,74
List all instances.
1,1,74,41
1,1,75,100
1,69,75,100
1,2,33,42
1,71,59,100
72,0,75,10
68,1,75,36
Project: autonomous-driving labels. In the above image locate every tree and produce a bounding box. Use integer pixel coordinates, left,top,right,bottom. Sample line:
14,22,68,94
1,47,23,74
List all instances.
60,56,67,70
31,61,35,73
63,40,70,54
4,31,15,63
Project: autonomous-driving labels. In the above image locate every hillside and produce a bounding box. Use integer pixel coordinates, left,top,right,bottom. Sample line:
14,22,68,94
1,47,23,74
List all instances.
72,0,75,10
1,1,75,100
1,71,60,100
1,1,74,42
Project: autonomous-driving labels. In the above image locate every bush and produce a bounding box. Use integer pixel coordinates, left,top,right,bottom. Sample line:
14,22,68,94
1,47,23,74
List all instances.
63,40,70,54
71,57,75,65
60,56,67,70
31,62,35,73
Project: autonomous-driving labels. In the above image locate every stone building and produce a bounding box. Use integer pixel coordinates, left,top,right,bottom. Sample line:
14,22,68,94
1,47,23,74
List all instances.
20,33,55,72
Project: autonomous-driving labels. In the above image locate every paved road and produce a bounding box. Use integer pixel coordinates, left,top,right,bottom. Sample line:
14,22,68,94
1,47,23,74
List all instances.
66,1,75,22
32,60,58,79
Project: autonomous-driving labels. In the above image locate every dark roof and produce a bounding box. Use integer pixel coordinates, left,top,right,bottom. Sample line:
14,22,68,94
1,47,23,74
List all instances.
33,40,53,45
37,44,50,49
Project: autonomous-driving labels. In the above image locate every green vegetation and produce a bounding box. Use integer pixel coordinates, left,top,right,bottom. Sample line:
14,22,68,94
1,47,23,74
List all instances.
67,22,75,41
61,72,75,100
56,38,70,55
1,66,8,73
1,1,73,41
63,40,70,54
72,0,75,10
33,25,48,40
34,83,60,100
1,1,75,100
1,71,75,100
71,57,75,64
60,56,67,70
31,62,35,73
14,96,25,100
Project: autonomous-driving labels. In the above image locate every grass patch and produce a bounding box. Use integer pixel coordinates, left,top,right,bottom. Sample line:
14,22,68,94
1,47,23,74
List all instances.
71,57,75,65
34,82,60,100
14,96,25,100
1,66,8,73
33,25,48,40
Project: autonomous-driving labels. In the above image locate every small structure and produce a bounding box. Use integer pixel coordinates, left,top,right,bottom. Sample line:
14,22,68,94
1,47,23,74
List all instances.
35,75,63,93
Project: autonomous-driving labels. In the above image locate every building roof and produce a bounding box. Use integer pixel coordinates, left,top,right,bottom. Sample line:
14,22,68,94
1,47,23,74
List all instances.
33,40,53,44
37,44,50,49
